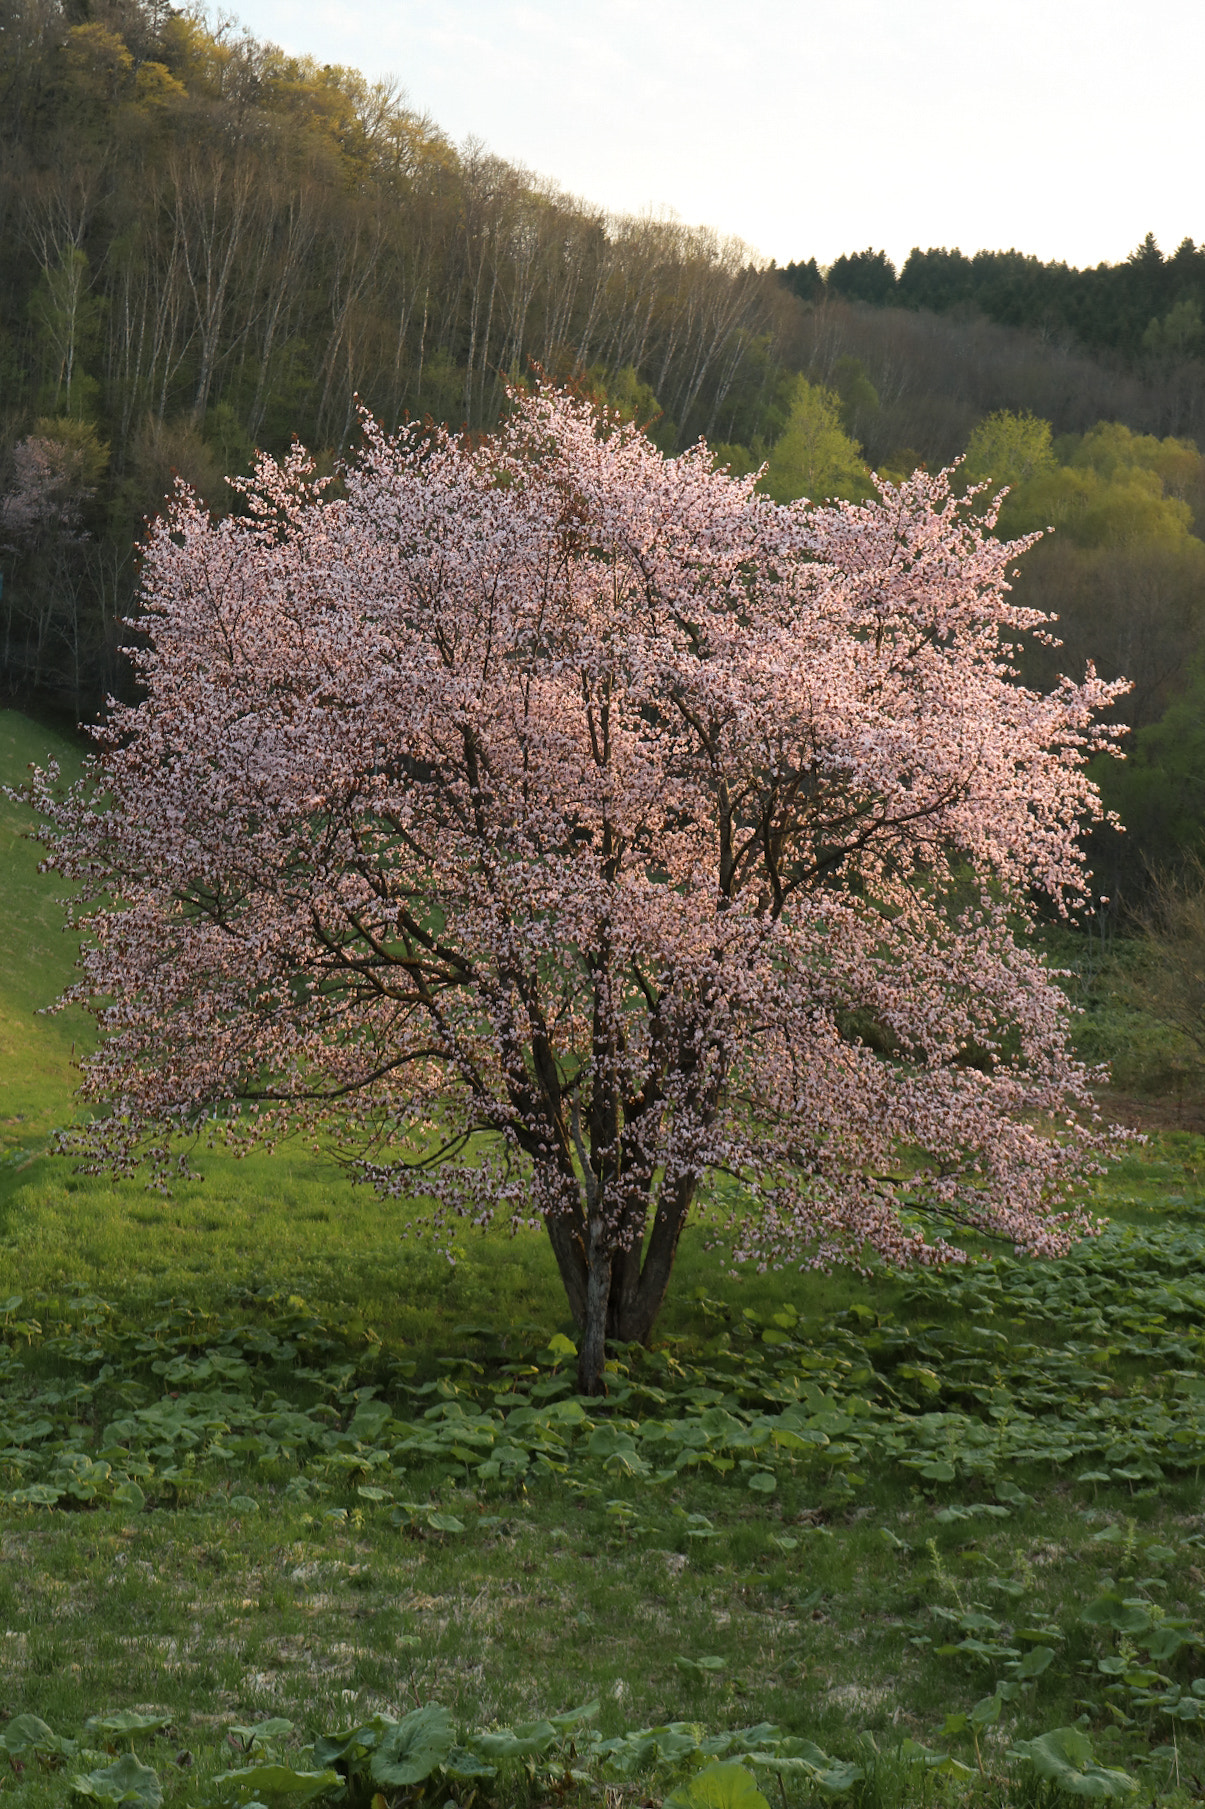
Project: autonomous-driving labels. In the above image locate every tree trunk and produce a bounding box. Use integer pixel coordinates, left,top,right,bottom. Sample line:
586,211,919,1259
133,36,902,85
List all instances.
577,1219,612,1396
568,1175,698,1394
542,1203,588,1329
611,1176,696,1344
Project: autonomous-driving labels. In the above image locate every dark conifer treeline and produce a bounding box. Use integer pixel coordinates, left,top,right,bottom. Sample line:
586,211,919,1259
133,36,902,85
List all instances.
812,236,1205,366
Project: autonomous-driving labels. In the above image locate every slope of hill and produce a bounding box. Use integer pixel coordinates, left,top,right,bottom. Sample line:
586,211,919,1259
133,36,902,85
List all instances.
0,709,85,1163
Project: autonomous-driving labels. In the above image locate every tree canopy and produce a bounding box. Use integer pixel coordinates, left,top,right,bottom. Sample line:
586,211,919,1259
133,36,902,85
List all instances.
758,376,872,504
32,387,1122,1393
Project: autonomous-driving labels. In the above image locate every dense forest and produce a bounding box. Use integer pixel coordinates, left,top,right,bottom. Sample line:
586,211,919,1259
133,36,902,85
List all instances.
785,237,1205,367
2,0,1205,897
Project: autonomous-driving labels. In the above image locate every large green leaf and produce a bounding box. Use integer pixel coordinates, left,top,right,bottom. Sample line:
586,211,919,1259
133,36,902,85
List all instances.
2,1714,74,1757
721,1724,782,1755
1081,1594,1152,1634
368,1707,455,1786
312,1721,384,1768
1007,1728,1138,1798
9,1482,65,1506
208,1764,340,1808
1013,1645,1056,1680
898,1738,975,1780
1145,1623,1194,1662
970,1693,1003,1726
442,1745,498,1781
600,1724,703,1774
750,1740,864,1793
548,1700,600,1730
71,1753,163,1809
228,1720,296,1752
348,1399,392,1441
425,1511,465,1533
469,1719,558,1760
85,1713,172,1739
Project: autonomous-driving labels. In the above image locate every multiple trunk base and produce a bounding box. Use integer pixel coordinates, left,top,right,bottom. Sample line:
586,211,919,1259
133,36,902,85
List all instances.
544,1191,695,1396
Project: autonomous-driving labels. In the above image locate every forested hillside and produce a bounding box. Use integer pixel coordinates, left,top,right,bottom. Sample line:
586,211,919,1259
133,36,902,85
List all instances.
2,0,1205,898
0,0,798,706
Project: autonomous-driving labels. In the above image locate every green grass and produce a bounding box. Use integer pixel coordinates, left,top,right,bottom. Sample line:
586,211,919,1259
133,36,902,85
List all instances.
6,708,1205,1809
0,711,90,1160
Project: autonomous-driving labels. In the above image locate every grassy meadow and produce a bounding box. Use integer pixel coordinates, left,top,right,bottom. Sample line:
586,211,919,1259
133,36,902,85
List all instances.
5,709,1205,1809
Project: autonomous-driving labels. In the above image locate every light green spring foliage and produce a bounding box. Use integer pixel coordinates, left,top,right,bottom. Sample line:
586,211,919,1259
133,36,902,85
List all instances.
967,412,1203,548
963,409,1056,491
708,443,758,479
959,417,1205,875
30,417,111,488
29,250,105,420
757,375,873,505
594,365,661,430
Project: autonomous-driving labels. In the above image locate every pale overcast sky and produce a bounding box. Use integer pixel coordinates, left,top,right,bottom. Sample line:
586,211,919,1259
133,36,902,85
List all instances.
224,0,1200,272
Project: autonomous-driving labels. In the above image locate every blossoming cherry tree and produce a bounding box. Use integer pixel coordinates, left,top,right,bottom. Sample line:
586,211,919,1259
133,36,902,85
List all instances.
34,386,1122,1393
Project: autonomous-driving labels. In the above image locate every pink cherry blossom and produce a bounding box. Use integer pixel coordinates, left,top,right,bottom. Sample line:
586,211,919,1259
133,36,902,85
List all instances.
30,384,1127,1393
